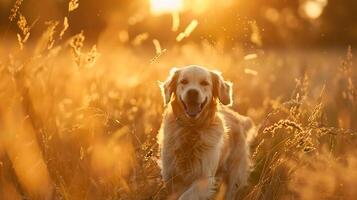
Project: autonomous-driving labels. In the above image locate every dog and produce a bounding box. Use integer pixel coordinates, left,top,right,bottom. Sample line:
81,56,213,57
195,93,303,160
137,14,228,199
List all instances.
157,65,256,200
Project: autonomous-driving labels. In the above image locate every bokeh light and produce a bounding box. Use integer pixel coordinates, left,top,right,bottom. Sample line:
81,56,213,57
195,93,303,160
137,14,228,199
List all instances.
301,0,328,19
150,0,183,15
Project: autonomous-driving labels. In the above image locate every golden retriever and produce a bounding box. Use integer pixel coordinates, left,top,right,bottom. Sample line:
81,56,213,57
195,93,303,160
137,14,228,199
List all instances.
157,65,256,200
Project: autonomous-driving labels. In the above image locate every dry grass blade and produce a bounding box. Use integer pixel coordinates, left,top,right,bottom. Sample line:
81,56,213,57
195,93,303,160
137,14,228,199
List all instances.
250,21,262,46
244,68,258,76
68,0,79,12
8,0,23,21
152,39,162,54
176,19,198,42
171,12,180,32
60,17,69,39
244,53,258,60
69,31,85,68
132,33,149,46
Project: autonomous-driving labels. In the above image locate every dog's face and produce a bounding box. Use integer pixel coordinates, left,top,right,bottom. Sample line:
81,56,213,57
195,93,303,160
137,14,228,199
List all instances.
160,65,232,119
176,67,212,118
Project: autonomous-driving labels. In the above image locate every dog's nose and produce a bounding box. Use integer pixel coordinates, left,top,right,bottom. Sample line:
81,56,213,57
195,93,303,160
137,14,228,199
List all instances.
186,89,199,102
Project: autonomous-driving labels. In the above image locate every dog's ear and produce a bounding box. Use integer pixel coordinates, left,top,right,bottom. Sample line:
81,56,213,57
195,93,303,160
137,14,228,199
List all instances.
211,70,233,106
159,67,180,106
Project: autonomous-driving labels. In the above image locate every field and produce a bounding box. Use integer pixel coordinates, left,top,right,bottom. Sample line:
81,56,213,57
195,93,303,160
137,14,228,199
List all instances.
1,0,357,199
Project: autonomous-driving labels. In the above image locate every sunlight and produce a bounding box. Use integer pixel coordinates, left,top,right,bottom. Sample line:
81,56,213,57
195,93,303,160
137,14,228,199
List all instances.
302,0,328,19
150,0,183,15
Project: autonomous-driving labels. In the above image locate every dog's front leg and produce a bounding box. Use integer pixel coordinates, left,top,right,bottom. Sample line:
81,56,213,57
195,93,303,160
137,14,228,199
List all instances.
178,176,216,200
225,141,250,200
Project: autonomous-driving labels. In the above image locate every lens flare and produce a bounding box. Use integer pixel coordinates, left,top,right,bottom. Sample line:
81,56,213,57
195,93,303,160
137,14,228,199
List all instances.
301,0,328,19
150,0,183,15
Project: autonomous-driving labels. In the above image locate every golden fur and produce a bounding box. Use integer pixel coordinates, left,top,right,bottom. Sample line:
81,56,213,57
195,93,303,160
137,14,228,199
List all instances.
157,65,256,199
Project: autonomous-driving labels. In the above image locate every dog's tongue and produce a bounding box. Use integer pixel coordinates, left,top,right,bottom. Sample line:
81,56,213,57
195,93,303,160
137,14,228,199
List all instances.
186,103,201,117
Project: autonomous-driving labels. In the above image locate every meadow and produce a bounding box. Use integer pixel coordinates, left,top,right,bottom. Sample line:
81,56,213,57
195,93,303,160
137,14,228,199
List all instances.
1,0,357,199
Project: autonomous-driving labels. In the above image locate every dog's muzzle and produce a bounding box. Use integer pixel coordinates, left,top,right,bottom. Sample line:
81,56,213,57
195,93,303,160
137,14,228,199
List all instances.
181,93,208,118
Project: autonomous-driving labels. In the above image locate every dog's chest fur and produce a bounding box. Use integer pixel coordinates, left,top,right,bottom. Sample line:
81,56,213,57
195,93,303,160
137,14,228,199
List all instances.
160,109,226,183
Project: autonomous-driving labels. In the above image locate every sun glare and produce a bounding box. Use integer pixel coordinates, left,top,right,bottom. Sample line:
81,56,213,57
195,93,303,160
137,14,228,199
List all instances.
150,0,183,15
302,0,328,19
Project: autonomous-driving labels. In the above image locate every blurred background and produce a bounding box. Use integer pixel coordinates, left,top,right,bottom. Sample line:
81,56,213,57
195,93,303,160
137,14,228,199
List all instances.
1,0,357,48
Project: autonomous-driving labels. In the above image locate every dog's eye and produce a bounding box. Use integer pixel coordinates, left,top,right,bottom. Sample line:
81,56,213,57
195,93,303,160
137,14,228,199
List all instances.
180,79,188,85
200,80,209,86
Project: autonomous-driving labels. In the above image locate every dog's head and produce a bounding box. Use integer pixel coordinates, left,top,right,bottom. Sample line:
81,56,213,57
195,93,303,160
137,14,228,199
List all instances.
160,65,232,119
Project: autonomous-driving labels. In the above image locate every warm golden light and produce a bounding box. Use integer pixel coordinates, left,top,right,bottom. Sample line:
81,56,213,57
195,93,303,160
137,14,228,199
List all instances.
1,0,356,199
301,0,328,19
150,0,183,15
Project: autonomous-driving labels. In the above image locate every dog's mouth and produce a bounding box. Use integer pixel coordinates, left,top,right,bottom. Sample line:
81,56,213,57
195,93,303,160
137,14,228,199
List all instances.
180,97,208,119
